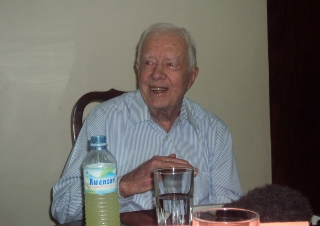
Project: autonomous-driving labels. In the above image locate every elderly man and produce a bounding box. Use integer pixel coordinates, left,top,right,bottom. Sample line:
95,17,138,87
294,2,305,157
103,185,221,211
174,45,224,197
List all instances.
51,23,242,224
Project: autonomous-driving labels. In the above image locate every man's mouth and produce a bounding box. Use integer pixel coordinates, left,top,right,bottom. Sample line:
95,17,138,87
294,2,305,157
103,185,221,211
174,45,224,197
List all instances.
150,87,167,93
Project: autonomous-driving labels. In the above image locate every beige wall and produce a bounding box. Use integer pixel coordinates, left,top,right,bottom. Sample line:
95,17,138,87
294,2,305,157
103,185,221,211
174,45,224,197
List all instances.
0,1,270,225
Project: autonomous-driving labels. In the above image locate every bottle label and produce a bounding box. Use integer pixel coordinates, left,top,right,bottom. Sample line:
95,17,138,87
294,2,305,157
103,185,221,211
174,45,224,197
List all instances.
83,163,117,194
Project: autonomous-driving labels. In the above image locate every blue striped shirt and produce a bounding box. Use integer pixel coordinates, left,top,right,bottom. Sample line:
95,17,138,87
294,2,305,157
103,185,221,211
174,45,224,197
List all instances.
51,90,242,223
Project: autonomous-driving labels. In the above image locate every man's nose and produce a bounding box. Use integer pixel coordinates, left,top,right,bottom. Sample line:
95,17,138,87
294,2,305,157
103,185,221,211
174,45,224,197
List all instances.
151,64,166,80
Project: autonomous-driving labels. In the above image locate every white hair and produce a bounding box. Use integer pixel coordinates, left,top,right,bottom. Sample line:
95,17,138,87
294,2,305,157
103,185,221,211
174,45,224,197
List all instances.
136,23,197,71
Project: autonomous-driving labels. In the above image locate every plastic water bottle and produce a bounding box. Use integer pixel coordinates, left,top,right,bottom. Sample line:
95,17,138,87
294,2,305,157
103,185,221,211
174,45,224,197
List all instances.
82,135,120,226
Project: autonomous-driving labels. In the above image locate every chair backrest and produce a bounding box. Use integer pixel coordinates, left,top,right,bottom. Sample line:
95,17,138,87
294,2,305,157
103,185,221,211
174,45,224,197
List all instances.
71,88,125,144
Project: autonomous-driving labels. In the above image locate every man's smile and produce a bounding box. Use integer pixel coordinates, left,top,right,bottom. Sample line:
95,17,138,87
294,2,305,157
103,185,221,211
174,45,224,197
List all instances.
150,87,168,93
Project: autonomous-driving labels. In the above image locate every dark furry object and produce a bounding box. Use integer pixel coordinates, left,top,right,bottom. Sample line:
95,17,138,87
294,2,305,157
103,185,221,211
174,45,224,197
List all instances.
224,184,313,223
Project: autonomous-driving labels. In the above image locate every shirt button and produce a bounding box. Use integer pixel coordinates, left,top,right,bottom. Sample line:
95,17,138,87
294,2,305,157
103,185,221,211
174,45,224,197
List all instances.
165,136,169,140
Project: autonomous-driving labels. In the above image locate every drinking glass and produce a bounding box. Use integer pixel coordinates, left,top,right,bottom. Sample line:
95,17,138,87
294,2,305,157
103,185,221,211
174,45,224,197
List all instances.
154,168,194,225
192,208,260,226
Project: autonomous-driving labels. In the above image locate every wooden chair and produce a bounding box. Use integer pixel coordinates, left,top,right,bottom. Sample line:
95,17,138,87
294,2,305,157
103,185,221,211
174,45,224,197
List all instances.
71,88,125,144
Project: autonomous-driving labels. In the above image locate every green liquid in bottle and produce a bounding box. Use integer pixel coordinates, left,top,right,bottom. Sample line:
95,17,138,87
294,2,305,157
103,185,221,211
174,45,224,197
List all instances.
82,136,120,226
85,192,120,226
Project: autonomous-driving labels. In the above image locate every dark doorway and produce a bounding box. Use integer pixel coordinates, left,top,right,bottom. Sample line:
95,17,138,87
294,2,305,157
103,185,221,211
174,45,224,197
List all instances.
267,0,320,215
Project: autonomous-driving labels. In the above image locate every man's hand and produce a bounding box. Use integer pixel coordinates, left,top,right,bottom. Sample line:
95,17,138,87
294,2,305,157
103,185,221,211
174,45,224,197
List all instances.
119,154,198,198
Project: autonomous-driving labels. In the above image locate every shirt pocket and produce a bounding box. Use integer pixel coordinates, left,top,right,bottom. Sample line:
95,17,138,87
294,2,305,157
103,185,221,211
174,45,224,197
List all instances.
193,171,211,205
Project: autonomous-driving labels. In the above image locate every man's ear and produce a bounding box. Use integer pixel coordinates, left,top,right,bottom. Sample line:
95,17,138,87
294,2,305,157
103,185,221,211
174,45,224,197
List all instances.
187,66,199,90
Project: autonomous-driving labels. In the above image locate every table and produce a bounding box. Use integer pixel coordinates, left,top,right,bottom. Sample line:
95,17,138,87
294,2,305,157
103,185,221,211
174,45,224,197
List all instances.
56,209,158,226
55,206,320,226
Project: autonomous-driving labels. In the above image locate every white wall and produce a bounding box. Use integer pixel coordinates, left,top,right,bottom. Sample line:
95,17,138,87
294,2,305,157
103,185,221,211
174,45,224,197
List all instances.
0,1,270,225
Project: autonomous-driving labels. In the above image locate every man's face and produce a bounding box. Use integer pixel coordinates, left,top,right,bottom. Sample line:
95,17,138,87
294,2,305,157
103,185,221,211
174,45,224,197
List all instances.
137,31,198,113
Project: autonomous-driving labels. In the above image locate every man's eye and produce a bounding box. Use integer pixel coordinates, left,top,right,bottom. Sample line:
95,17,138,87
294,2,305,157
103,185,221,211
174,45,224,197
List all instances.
145,61,152,65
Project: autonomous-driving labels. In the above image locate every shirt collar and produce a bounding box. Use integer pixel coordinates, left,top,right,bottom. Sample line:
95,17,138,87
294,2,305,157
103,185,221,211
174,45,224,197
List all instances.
128,90,199,129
